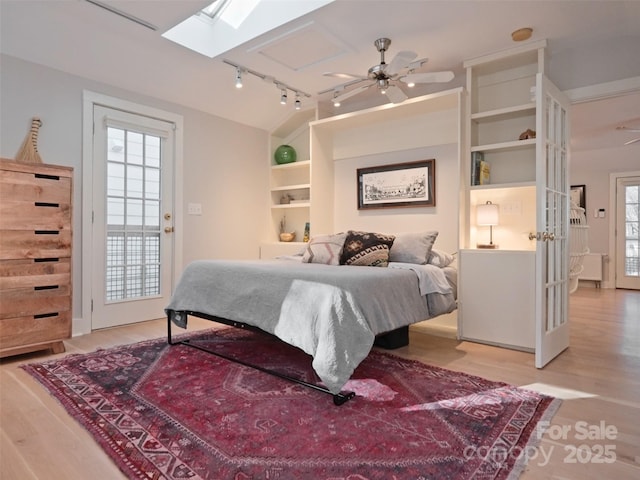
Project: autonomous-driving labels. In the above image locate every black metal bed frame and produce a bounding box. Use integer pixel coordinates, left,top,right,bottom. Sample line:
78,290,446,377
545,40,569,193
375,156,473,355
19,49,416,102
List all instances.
166,310,356,406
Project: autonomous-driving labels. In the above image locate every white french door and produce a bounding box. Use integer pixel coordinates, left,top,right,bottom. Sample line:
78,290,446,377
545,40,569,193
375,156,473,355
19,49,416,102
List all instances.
535,74,571,368
616,176,640,290
91,105,175,329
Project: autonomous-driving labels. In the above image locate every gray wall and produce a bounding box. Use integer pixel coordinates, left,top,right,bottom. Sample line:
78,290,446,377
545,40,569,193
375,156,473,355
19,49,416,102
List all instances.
1,54,269,324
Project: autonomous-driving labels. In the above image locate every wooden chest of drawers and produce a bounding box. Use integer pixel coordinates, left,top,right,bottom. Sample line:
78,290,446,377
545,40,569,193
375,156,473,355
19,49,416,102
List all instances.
0,159,73,358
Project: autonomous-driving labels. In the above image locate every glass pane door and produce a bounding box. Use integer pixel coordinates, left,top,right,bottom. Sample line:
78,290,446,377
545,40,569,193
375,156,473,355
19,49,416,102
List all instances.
616,177,640,290
91,105,175,330
105,127,162,301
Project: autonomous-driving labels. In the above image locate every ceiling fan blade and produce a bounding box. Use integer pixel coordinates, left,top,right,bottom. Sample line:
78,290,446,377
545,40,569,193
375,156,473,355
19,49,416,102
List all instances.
624,137,640,145
384,85,408,104
385,50,417,76
333,84,372,103
401,71,455,84
323,72,367,80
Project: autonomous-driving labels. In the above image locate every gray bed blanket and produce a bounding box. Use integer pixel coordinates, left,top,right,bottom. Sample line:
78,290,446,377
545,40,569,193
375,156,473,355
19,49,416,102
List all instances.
165,259,456,394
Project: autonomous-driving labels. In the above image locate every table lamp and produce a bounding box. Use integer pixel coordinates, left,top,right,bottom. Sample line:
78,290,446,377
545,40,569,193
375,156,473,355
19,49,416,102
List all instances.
477,201,499,249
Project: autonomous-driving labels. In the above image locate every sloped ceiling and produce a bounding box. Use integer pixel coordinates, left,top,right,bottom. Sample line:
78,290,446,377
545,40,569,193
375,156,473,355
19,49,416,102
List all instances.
1,0,640,151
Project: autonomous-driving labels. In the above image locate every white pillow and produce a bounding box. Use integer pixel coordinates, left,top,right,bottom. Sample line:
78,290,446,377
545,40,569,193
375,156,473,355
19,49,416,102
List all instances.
301,232,347,265
389,231,439,264
427,248,455,268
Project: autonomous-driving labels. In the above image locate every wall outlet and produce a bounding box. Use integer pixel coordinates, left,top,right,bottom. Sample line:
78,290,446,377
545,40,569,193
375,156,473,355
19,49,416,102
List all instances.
187,203,202,215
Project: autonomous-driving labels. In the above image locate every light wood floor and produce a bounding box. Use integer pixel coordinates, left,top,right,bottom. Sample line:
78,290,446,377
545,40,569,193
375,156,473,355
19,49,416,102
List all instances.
1,288,638,479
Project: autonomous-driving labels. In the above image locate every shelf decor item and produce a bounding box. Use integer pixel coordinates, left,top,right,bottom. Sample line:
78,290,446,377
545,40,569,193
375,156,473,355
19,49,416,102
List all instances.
279,232,296,242
476,201,499,249
303,222,310,242
274,144,297,164
16,117,43,164
518,128,536,140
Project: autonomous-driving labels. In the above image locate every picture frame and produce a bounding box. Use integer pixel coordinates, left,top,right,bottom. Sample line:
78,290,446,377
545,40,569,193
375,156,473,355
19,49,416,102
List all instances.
357,159,435,210
570,184,586,211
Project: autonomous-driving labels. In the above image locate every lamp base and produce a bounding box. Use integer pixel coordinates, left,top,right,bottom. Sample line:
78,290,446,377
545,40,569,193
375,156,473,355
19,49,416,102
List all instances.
477,243,498,249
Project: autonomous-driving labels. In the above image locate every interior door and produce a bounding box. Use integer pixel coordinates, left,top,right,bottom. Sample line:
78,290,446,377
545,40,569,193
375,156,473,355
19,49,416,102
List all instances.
535,74,571,368
616,176,640,290
91,105,175,329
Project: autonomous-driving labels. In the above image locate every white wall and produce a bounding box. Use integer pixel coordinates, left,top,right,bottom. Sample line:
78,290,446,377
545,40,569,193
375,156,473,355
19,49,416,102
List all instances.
334,143,459,254
0,54,269,327
570,144,639,288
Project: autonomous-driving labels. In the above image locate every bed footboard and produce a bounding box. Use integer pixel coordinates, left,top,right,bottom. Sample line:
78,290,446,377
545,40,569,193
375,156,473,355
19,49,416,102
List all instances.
166,310,356,406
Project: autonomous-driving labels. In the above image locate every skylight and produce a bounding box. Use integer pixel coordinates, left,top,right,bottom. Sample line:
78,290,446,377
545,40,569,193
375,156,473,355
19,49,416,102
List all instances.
200,0,226,19
163,0,335,59
199,0,260,29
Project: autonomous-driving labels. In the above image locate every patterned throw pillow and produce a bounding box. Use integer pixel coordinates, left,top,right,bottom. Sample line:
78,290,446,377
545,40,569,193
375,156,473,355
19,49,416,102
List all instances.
340,231,396,267
301,233,348,265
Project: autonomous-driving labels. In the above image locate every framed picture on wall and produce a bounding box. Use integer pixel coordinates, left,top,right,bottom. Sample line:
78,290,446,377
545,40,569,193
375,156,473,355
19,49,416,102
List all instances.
357,159,436,210
570,184,586,211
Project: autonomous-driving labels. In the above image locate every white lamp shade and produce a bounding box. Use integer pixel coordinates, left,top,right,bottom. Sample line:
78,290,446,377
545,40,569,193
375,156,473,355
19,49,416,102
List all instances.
477,201,499,226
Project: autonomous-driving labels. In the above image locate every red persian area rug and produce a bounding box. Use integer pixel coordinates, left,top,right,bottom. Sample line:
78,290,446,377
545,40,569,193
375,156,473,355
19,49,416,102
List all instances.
22,328,560,480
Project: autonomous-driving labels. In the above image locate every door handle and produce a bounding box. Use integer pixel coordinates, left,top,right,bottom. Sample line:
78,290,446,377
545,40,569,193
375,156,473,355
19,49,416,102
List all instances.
164,226,174,233
529,231,555,241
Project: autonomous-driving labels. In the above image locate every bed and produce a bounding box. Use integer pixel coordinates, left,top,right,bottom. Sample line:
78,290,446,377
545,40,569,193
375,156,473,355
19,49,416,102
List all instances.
165,231,457,404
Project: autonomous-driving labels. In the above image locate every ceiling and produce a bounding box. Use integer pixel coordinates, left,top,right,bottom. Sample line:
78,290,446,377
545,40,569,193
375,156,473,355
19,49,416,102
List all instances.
1,0,640,151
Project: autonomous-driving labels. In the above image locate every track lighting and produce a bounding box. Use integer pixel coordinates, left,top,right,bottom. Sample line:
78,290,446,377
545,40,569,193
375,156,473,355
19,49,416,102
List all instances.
223,59,311,108
332,91,341,107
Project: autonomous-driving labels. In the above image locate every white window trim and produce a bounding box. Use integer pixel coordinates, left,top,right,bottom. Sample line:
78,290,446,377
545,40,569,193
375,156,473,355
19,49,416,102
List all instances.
79,91,184,336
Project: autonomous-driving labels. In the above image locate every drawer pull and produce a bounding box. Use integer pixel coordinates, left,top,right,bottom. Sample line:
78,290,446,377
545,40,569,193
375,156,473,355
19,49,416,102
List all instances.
35,202,60,208
34,312,58,319
35,230,60,235
35,173,60,180
34,258,60,263
34,285,59,291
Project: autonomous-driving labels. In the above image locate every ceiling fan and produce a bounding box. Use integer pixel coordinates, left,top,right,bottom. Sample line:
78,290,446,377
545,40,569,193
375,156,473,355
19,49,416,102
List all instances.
325,37,454,105
616,125,640,145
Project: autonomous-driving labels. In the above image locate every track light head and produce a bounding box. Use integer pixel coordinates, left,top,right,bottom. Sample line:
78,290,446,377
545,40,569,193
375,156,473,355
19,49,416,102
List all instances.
294,93,301,110
280,89,287,105
332,91,341,107
235,68,243,88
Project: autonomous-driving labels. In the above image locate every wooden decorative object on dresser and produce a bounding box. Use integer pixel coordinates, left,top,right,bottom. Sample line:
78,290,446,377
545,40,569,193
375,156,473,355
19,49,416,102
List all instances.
0,158,73,358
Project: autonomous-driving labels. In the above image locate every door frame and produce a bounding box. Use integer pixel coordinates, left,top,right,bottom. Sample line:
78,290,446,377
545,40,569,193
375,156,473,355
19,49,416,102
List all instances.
80,91,184,336
609,170,640,289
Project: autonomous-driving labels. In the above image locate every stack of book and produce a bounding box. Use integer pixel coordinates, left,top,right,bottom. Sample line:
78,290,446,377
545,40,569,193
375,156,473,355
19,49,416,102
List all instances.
471,152,490,186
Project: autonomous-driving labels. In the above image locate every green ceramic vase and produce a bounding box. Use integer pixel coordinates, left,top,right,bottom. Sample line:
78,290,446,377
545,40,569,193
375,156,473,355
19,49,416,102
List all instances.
274,145,297,164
